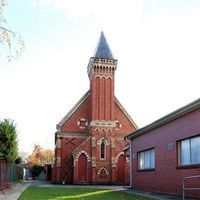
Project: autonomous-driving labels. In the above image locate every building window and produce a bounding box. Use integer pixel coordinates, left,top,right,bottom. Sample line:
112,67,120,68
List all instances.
100,141,106,159
138,148,155,170
179,135,200,166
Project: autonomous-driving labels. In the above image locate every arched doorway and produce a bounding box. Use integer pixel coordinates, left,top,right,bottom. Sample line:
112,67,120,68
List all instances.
117,154,126,184
78,153,87,183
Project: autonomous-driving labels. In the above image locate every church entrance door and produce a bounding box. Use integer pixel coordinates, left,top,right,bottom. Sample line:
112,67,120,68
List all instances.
117,155,126,184
78,153,87,183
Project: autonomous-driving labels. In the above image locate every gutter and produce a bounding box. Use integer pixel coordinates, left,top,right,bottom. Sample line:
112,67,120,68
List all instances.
125,98,200,140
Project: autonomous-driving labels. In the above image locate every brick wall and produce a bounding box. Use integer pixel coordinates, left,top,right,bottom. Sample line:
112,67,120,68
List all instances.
131,109,200,198
60,96,91,132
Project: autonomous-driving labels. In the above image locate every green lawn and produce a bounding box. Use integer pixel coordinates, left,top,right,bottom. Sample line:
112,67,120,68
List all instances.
19,187,153,200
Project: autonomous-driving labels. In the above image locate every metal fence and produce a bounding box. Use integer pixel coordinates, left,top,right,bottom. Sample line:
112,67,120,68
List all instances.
0,161,24,192
183,175,200,200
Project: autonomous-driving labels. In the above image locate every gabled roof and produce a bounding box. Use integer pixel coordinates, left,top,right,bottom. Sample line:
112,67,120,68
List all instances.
57,91,90,128
115,98,138,129
93,31,114,59
126,98,200,140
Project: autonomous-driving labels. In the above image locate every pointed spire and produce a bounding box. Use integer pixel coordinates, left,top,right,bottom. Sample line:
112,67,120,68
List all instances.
93,31,114,59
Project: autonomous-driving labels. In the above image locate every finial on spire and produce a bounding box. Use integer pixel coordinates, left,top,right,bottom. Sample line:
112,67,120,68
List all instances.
93,31,114,59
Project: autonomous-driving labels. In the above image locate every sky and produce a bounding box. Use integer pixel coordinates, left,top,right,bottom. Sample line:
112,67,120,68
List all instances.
0,0,200,154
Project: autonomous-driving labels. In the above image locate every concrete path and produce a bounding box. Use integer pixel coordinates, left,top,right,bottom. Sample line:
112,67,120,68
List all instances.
0,181,31,200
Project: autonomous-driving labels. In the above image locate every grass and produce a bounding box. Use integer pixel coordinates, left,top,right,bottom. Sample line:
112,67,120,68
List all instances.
18,187,153,200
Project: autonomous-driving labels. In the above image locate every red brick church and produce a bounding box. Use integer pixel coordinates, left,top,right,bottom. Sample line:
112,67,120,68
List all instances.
52,32,137,184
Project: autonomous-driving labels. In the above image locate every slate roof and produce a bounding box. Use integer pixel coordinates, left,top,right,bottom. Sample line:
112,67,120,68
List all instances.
93,31,114,59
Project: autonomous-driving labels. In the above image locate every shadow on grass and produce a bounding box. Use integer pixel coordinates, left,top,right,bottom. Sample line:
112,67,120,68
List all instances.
19,187,152,200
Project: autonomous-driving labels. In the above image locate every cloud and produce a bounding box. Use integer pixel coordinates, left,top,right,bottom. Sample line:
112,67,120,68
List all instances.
36,0,142,20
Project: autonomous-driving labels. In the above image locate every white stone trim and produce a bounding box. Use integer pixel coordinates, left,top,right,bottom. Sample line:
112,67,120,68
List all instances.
111,138,115,148
87,57,117,78
74,150,91,162
115,151,124,163
95,127,113,132
97,167,109,175
95,75,113,79
92,137,96,147
56,138,61,148
97,137,109,145
116,137,126,141
92,156,96,167
111,157,116,168
56,156,61,167
126,157,130,163
77,118,88,129
57,132,89,138
90,120,115,128
115,120,122,130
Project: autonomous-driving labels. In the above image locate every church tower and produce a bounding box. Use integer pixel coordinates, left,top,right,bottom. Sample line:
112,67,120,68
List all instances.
88,31,117,121
88,32,119,183
52,32,137,185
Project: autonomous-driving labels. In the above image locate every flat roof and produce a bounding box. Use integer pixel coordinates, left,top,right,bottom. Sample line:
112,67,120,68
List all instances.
125,98,200,140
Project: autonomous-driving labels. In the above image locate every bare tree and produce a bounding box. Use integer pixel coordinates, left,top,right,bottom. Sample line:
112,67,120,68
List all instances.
0,0,25,61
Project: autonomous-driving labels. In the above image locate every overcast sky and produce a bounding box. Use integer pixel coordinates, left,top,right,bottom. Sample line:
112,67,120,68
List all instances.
0,0,199,154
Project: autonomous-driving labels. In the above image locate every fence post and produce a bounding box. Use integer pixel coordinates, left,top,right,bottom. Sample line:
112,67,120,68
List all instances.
183,178,185,200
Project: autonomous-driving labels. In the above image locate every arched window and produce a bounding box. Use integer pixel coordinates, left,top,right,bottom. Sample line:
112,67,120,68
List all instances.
100,141,106,159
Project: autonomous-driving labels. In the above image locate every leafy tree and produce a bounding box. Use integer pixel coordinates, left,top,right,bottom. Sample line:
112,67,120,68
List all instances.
0,0,25,61
0,119,18,162
27,144,54,167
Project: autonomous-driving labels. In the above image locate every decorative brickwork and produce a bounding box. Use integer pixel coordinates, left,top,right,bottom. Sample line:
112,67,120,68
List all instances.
115,151,124,163
52,32,137,184
97,167,109,175
92,156,96,167
74,150,91,162
55,138,61,149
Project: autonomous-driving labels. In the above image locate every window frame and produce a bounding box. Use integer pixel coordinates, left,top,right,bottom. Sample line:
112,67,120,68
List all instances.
100,140,106,160
137,148,155,171
177,134,200,169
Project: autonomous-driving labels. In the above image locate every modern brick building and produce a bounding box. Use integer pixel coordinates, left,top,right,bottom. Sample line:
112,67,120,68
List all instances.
52,32,137,184
126,99,200,198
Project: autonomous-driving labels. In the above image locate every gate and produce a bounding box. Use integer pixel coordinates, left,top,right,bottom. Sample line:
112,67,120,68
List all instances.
0,160,24,193
0,160,11,194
